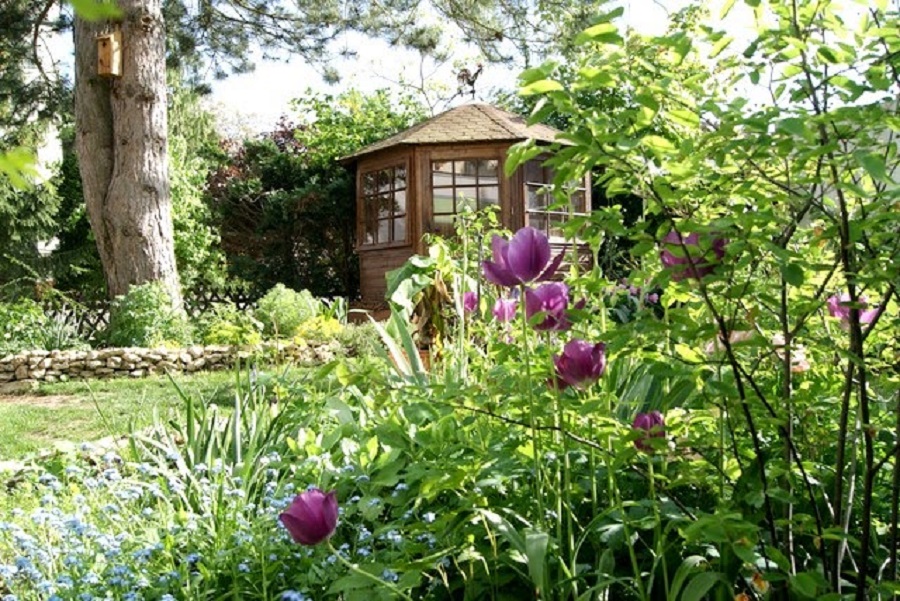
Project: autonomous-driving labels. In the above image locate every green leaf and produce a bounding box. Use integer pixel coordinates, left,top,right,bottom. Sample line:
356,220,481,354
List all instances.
682,572,724,601
634,93,660,111
777,117,807,137
519,79,564,96
817,46,839,63
855,151,888,181
669,108,700,128
780,262,804,286
524,530,549,596
720,0,736,18
575,22,622,45
0,147,37,188
710,35,734,58
640,135,676,154
68,0,122,20
789,571,821,599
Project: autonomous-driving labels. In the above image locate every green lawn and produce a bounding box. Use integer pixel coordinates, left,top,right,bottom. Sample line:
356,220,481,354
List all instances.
0,369,247,459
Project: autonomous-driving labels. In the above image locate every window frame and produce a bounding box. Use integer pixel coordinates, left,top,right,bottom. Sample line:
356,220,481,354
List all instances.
523,159,588,241
429,157,501,236
358,161,409,249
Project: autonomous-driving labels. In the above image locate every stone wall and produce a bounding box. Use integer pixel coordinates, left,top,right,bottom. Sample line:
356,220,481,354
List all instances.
0,341,341,385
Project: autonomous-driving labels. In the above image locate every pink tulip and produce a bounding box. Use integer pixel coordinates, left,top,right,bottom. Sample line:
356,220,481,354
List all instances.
279,488,338,546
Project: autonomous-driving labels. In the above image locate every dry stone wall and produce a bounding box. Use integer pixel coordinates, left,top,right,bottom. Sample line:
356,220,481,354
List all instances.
0,341,341,385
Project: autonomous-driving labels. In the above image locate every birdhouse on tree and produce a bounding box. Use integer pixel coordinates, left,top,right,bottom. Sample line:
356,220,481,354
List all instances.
96,30,122,77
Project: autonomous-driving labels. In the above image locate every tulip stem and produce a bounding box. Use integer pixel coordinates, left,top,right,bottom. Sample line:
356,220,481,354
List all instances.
326,541,413,601
520,284,545,529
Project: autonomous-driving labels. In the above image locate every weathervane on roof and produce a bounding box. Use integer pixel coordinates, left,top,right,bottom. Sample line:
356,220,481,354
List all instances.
456,63,483,100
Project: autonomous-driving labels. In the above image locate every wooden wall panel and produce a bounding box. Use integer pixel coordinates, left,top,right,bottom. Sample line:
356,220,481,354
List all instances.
359,246,416,300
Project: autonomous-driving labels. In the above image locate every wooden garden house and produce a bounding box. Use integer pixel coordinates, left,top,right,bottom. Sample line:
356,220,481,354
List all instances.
343,102,591,301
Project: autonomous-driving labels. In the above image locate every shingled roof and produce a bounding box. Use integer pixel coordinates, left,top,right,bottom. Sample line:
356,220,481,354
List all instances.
342,102,564,162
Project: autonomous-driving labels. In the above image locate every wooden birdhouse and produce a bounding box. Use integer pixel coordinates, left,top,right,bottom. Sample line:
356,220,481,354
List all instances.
96,30,122,77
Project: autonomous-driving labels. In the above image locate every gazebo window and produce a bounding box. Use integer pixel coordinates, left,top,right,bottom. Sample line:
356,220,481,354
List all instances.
431,159,499,235
524,160,587,240
361,165,407,246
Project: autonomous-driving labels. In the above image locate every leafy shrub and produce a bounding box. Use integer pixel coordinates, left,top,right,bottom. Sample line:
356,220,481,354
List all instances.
196,303,263,346
0,298,87,354
254,284,321,338
294,315,343,343
334,322,383,358
104,282,193,348
0,298,49,354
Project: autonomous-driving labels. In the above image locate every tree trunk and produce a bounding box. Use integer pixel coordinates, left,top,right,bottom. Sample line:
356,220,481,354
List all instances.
74,0,181,306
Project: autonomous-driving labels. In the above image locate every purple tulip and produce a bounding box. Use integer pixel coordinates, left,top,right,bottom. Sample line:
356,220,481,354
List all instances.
826,293,881,328
525,282,571,331
632,411,665,453
660,230,726,281
463,291,478,313
551,339,607,390
483,227,565,287
492,297,518,322
279,488,338,546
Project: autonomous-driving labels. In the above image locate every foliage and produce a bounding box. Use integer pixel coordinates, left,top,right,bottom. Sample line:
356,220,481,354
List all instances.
207,88,426,298
167,73,228,291
195,302,263,346
509,0,900,597
0,298,85,355
253,284,321,339
103,282,194,348
2,3,899,601
333,322,383,358
294,316,343,343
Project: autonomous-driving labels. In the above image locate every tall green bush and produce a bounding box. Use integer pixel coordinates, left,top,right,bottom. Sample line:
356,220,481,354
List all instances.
254,284,320,339
104,282,193,348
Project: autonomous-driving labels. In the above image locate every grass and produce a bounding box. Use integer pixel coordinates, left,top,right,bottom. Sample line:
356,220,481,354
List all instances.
0,368,270,460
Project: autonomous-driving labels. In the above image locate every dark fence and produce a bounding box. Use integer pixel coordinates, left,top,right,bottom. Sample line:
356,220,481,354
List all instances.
42,290,259,339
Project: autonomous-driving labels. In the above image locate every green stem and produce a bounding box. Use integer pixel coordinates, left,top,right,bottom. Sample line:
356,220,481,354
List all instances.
648,459,669,598
612,468,648,600
327,541,413,601
520,284,545,528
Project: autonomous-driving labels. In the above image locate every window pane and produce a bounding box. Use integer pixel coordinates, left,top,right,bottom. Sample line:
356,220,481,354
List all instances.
528,213,547,233
527,186,549,210
433,190,454,214
395,190,406,214
549,214,566,239
377,193,392,219
394,166,407,190
363,172,377,196
524,160,544,184
432,162,452,187
570,189,586,213
479,185,499,208
457,187,477,205
364,210,377,245
477,159,499,181
434,214,454,227
455,166,478,187
377,169,391,193
378,219,391,243
456,160,477,178
393,216,406,241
